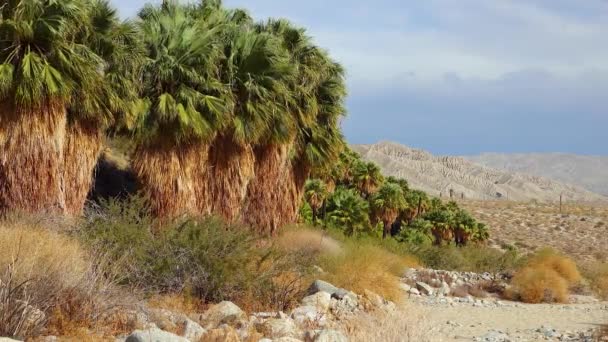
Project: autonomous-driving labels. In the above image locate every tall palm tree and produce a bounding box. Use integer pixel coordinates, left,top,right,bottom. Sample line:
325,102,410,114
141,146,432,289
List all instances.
370,182,406,239
0,0,107,214
353,161,383,198
303,179,328,223
132,2,225,217
424,208,454,245
207,17,293,222
63,0,144,215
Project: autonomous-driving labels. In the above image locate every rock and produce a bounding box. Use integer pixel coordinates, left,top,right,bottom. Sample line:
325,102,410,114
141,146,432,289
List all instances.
201,301,246,329
274,338,304,342
148,308,188,332
362,289,384,308
537,326,558,338
416,281,434,296
291,306,327,326
439,281,451,296
201,325,241,342
399,283,412,292
474,330,511,342
408,288,420,295
0,338,22,342
314,329,348,342
258,339,273,342
308,280,341,296
181,318,205,341
258,318,302,339
125,327,189,342
301,292,332,312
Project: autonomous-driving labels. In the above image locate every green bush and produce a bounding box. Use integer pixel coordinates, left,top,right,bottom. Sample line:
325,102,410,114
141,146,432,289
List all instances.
79,197,315,310
387,242,522,273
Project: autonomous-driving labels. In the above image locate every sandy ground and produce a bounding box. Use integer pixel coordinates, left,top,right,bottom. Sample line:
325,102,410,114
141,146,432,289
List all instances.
407,298,608,341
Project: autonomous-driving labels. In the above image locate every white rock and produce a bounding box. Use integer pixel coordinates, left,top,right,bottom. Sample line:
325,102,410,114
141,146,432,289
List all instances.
416,281,434,296
291,306,327,327
399,283,412,292
200,301,246,329
181,318,205,341
259,318,302,339
301,291,332,312
408,288,420,296
125,327,189,342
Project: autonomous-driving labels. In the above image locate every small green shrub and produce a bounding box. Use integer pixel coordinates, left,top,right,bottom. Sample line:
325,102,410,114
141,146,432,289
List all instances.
79,197,316,311
390,243,522,273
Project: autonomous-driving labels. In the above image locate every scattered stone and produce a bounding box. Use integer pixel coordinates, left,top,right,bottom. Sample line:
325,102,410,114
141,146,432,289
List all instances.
301,291,332,312
408,288,420,296
200,301,246,329
258,318,302,339
291,306,327,327
474,330,511,342
181,318,205,341
125,327,189,342
416,281,434,296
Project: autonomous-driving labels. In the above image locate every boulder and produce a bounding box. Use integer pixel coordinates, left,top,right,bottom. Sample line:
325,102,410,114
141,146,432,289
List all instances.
399,283,411,292
0,338,22,342
308,280,351,300
362,290,384,308
181,318,205,341
258,318,302,339
408,288,420,296
274,338,305,342
416,282,434,296
301,292,332,312
201,301,246,329
314,329,348,342
291,306,328,327
148,308,188,332
125,327,189,342
201,325,241,342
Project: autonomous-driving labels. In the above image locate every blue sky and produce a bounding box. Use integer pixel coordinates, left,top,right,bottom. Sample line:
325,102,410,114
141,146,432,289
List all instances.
112,0,608,155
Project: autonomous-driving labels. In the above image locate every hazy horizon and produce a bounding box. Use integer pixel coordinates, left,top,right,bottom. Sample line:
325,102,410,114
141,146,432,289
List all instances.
112,0,608,156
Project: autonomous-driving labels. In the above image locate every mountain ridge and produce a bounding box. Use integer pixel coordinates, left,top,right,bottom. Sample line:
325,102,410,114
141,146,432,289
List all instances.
352,141,607,202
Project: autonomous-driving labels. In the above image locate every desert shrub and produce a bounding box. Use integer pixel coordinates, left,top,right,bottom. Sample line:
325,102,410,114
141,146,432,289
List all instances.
580,262,608,300
508,249,581,303
318,241,418,301
0,223,121,339
509,266,568,303
392,243,521,273
80,198,316,311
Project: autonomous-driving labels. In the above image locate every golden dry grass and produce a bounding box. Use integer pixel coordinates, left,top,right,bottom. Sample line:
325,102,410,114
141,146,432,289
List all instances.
319,242,419,302
275,227,342,256
460,200,608,262
342,304,435,342
581,262,608,300
508,250,581,303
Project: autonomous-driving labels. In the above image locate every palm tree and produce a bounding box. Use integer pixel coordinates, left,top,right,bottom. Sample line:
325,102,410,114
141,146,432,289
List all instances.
452,209,476,246
326,187,370,236
64,0,144,215
370,182,406,239
398,218,433,245
0,0,108,214
208,15,294,223
424,208,454,245
353,161,384,198
132,2,225,217
243,19,346,233
303,179,328,223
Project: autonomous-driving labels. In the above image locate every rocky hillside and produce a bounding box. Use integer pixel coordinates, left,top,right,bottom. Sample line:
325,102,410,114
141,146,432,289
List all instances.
352,142,607,202
464,152,608,196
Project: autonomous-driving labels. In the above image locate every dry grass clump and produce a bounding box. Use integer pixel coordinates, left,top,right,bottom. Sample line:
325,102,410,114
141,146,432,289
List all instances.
275,226,342,256
319,242,419,302
580,262,608,300
508,249,581,303
0,222,126,339
342,305,434,342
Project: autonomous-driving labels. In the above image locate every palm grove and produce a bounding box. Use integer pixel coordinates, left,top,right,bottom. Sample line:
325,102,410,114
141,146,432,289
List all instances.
0,0,487,246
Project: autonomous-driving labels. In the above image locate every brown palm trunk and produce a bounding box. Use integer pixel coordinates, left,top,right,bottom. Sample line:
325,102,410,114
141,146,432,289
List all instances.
206,134,255,222
242,144,291,234
62,120,104,215
132,142,206,218
0,101,67,214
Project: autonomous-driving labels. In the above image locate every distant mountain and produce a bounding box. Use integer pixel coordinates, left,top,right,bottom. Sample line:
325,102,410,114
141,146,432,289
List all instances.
464,153,608,196
352,142,607,202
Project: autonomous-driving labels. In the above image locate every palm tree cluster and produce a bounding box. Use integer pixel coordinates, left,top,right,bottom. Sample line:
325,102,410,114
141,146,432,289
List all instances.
0,0,346,234
302,149,489,246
